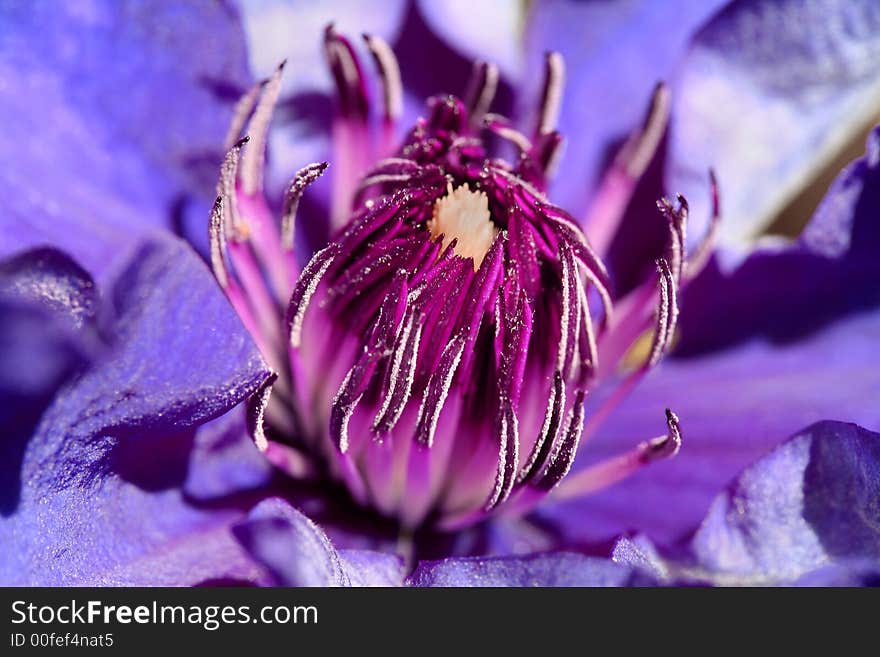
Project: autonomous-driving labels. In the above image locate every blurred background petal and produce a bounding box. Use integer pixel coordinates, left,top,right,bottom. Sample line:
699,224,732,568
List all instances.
0,0,251,275
418,0,525,79
525,0,728,215
667,0,880,254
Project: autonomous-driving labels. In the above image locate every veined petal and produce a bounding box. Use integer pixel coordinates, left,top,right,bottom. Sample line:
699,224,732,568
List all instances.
0,238,271,585
688,421,880,584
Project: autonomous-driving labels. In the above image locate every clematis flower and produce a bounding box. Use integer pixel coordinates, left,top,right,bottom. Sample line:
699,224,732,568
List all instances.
1,0,879,587
209,23,708,533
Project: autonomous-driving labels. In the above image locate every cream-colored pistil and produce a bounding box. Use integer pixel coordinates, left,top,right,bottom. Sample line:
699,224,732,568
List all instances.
428,183,499,270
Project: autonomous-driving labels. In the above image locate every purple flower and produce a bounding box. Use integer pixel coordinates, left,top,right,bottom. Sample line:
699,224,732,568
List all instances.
1,0,879,587
213,29,699,532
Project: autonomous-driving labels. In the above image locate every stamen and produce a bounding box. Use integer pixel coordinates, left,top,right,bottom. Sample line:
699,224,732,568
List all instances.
657,194,688,285
486,400,519,511
464,60,499,127
576,260,614,329
552,408,682,501
370,272,409,354
281,162,330,250
456,235,505,380
495,286,532,407
326,237,426,308
240,61,285,196
246,373,278,452
489,170,613,322
509,178,611,280
330,368,363,453
584,82,670,256
408,238,460,290
362,157,423,176
684,169,721,280
363,33,403,123
324,24,369,119
585,257,678,445
217,136,250,239
573,261,599,379
208,195,231,290
517,370,565,484
328,279,409,451
483,113,532,153
414,331,467,447
372,310,423,438
227,240,285,354
535,51,565,136
220,94,294,303
557,242,575,374
413,258,472,371
325,26,372,228
522,130,564,186
355,173,414,198
533,389,585,491
208,195,261,347
427,94,466,132
615,81,670,179
647,258,677,367
642,408,683,461
506,201,541,295
286,245,337,349
223,79,264,150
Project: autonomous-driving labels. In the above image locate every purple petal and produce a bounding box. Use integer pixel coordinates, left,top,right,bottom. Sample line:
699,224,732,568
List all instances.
679,125,880,355
408,552,647,587
0,248,97,515
96,237,270,433
0,247,98,330
611,535,670,582
0,301,90,516
525,0,727,215
338,550,406,587
0,0,251,272
233,498,405,586
689,421,880,584
792,560,880,587
184,406,275,502
667,0,880,248
535,307,880,547
233,498,350,586
0,237,271,585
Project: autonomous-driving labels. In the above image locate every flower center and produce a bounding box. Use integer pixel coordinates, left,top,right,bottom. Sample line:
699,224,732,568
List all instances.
428,183,499,270
208,32,708,532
